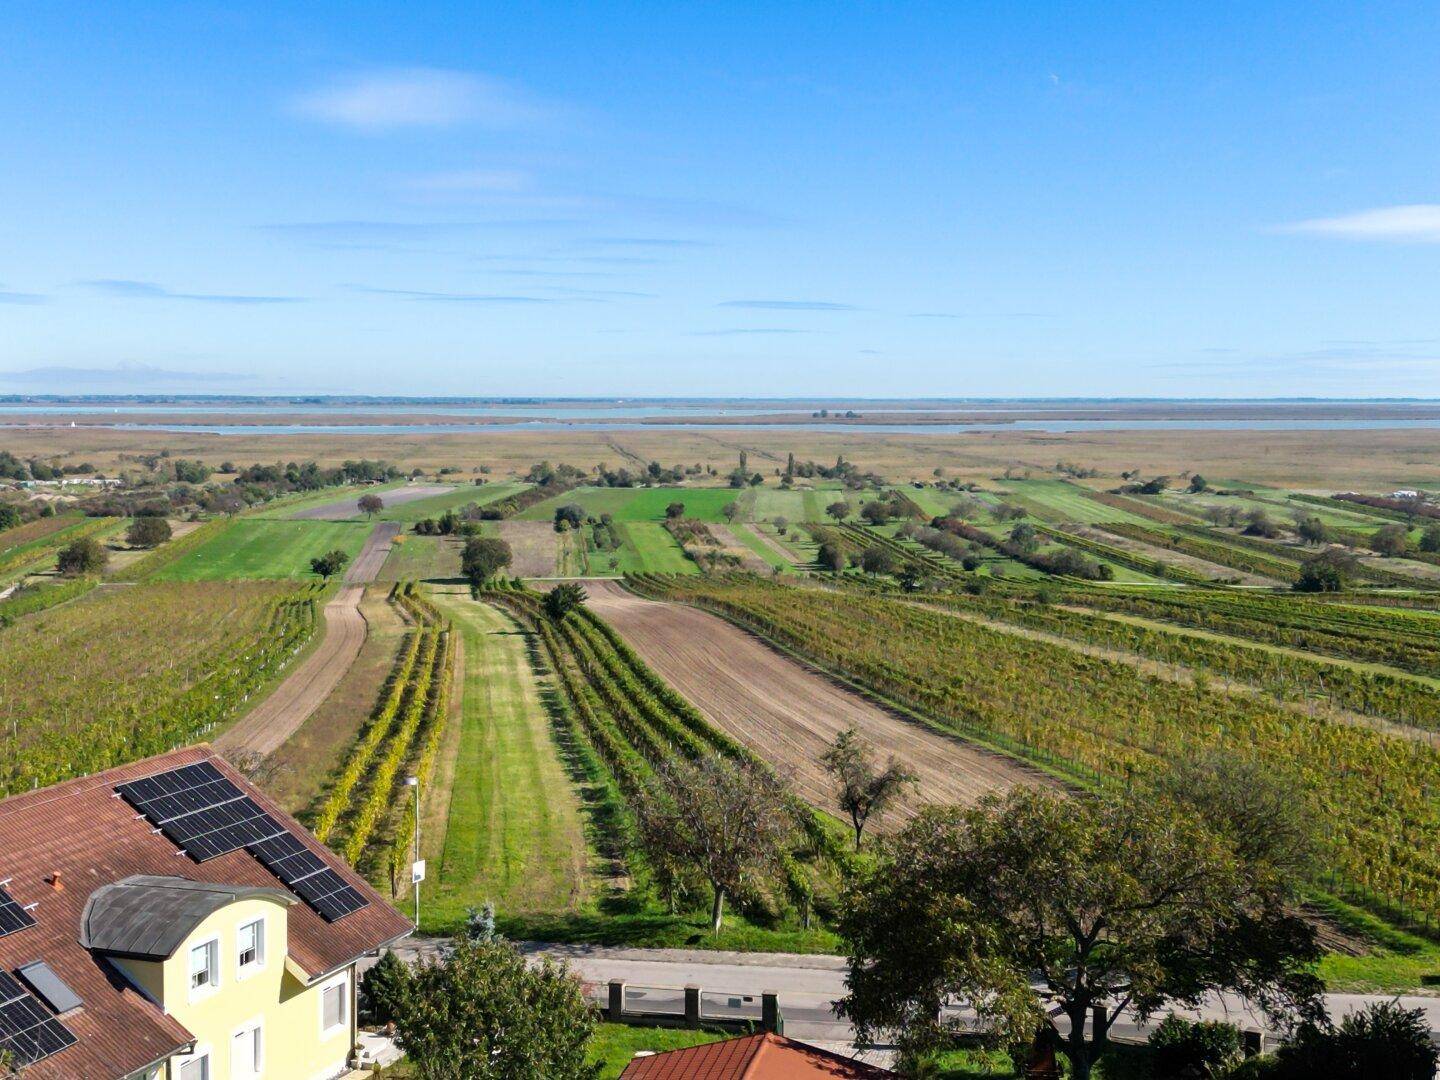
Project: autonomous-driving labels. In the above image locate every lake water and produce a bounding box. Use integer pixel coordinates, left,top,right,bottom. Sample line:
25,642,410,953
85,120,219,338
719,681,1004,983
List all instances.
8,418,1440,436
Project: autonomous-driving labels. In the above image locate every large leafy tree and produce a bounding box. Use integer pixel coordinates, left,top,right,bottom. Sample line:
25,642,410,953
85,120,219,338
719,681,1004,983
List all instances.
838,788,1322,1080
461,537,512,586
393,937,599,1079
636,756,794,933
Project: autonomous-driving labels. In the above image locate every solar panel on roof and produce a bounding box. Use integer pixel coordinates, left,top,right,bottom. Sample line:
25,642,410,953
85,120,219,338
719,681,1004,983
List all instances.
248,833,367,922
117,763,369,923
117,763,286,862
0,970,77,1067
0,884,36,939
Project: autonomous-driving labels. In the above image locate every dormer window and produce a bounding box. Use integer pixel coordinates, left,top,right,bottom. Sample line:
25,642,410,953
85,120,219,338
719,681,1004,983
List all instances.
189,939,218,996
237,918,264,973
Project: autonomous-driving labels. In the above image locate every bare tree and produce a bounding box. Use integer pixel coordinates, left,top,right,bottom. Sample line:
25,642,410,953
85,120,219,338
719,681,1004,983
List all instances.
636,757,793,933
821,727,917,850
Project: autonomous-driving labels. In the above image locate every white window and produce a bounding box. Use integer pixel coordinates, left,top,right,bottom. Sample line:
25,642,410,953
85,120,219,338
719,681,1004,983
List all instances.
230,1022,263,1078
189,939,218,996
321,979,348,1035
237,919,265,973
178,1054,210,1080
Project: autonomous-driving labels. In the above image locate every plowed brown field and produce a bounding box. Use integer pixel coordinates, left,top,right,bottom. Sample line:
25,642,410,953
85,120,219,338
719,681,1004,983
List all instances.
583,580,1048,825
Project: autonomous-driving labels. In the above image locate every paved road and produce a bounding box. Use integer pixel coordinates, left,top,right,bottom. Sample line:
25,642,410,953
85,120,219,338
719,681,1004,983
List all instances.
393,940,1440,1049
217,522,400,757
292,485,452,521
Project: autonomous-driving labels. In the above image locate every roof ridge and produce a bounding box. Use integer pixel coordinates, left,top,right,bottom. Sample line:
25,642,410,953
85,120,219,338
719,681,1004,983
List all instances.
738,1032,772,1078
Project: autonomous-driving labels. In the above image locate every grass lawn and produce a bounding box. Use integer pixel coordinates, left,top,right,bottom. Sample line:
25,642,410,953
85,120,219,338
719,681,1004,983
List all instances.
517,485,741,524
609,523,696,574
422,589,596,931
589,1024,729,1077
151,519,373,580
377,481,531,523
727,523,792,572
378,535,464,583
933,1043,1153,1079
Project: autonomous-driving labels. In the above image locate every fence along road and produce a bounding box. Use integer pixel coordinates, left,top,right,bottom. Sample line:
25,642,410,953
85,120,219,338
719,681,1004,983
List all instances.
217,522,401,758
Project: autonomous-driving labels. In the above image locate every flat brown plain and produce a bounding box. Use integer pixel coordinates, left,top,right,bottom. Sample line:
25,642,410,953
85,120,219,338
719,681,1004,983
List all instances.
583,580,1048,826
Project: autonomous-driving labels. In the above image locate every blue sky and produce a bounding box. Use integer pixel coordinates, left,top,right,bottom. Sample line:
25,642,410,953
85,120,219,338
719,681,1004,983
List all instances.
2,2,1439,397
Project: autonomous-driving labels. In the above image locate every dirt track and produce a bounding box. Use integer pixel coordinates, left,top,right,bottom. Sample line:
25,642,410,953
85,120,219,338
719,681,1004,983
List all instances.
292,485,452,521
583,580,1047,824
217,522,400,757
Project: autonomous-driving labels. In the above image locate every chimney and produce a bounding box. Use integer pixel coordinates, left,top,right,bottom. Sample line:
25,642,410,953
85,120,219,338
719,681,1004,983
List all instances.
46,871,63,892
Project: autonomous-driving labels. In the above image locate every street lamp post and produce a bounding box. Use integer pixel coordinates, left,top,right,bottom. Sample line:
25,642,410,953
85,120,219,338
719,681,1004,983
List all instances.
404,775,420,927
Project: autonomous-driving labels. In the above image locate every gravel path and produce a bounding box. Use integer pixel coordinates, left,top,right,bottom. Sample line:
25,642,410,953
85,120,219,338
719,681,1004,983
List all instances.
217,522,400,757
583,580,1048,826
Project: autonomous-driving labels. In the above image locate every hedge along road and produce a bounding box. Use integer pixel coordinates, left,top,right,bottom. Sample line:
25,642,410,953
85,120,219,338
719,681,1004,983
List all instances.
581,580,1050,825
291,484,454,521
217,522,402,758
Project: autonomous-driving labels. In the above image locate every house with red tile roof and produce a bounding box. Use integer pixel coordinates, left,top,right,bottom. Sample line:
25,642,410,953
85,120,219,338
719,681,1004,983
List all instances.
0,746,412,1079
619,1033,895,1079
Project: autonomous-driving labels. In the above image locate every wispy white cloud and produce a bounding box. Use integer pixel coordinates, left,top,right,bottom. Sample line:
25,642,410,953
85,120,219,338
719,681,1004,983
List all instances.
0,285,45,305
292,68,547,132
345,285,589,304
79,279,302,304
0,361,252,385
405,169,532,193
1278,204,1440,243
719,299,856,311
690,328,812,336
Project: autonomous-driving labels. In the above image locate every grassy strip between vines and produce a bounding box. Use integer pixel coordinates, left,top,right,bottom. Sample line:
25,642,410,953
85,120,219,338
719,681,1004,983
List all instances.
634,572,1440,932
482,581,846,950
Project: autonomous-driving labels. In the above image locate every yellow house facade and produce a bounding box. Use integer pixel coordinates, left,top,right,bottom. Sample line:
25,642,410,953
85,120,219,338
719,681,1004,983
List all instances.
0,748,413,1080
88,879,359,1080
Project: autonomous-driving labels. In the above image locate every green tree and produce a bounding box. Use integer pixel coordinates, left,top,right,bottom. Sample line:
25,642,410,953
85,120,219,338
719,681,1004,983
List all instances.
636,756,793,933
309,549,350,580
359,950,413,1026
1272,1001,1438,1080
665,501,686,519
553,504,585,531
126,516,172,549
462,537,513,585
1295,516,1331,546
821,727,917,850
838,789,1321,1080
860,501,891,526
56,536,108,576
826,500,852,522
1371,523,1410,557
1420,522,1440,553
860,545,897,576
721,500,740,524
357,492,385,518
0,504,22,531
393,937,599,1079
1295,548,1355,592
1188,474,1208,494
543,582,587,621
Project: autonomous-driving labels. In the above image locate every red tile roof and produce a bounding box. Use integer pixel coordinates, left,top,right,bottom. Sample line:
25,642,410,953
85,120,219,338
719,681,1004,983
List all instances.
0,745,413,1079
619,1033,895,1079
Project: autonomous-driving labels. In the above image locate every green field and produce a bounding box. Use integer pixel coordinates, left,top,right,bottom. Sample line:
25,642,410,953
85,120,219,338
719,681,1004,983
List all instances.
605,522,697,574
727,523,792,571
517,485,740,523
424,591,595,927
1003,479,1155,525
252,481,409,519
377,481,531,523
152,520,373,580
378,535,464,582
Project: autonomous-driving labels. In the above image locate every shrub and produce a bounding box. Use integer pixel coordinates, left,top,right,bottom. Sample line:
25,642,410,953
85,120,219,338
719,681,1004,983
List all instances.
1147,1015,1243,1078
359,950,412,1026
126,516,172,548
1270,1001,1438,1080
56,536,107,576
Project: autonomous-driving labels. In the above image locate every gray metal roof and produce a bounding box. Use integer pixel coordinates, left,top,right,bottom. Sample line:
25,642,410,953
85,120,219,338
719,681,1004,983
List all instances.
80,876,292,960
